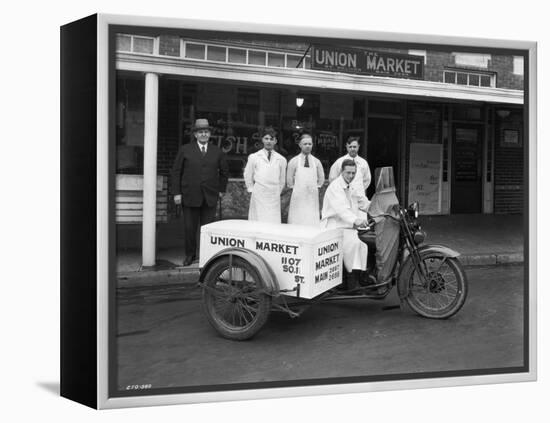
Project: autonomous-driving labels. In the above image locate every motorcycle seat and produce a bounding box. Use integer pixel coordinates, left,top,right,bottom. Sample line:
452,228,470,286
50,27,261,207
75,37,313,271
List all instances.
357,228,377,249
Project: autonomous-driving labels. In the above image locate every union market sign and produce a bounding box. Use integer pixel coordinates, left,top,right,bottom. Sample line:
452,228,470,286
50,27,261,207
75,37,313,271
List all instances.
311,44,424,79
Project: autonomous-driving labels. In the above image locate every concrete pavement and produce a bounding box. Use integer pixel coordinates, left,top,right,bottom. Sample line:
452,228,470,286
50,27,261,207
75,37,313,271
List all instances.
116,265,525,388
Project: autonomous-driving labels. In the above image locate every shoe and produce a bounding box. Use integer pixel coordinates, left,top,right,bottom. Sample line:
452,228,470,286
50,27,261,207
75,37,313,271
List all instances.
359,272,377,287
344,271,360,291
183,256,194,266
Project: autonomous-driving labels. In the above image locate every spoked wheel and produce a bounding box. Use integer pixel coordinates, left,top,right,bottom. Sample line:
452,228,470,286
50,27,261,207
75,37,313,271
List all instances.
405,255,468,319
202,256,272,340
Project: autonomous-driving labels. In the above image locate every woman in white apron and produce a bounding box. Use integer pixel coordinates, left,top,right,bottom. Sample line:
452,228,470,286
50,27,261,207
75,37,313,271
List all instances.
287,135,325,225
244,128,287,223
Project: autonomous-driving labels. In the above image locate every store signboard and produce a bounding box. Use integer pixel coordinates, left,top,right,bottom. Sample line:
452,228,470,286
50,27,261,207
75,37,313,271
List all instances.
311,44,424,79
408,143,443,214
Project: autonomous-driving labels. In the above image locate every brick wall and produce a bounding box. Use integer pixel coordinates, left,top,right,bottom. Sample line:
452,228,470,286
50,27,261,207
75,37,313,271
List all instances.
489,55,524,90
493,110,524,214
424,51,453,83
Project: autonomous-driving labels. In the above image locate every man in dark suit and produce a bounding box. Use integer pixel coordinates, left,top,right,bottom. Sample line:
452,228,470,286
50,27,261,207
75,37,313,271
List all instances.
171,119,229,266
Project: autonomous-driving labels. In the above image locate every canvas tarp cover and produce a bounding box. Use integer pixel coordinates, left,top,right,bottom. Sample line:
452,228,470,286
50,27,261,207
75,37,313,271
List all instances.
368,167,400,283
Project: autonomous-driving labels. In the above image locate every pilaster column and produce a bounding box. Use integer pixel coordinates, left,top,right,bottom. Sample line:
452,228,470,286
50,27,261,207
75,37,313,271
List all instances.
142,72,159,267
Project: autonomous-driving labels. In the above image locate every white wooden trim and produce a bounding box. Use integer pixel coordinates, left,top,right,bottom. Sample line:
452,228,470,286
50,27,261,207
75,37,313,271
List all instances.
142,72,159,266
115,174,164,191
117,53,523,104
153,36,160,56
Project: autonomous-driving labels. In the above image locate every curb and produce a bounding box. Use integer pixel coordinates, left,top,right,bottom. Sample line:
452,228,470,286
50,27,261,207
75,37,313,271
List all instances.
117,266,200,288
116,251,523,289
460,252,524,267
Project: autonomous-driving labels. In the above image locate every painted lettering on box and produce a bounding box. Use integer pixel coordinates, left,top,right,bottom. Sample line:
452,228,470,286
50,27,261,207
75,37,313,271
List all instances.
210,236,245,248
256,241,298,255
315,254,340,271
318,242,339,256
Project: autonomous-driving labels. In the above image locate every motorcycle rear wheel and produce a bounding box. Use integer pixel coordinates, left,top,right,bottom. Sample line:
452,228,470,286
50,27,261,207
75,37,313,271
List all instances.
202,256,272,340
405,255,467,319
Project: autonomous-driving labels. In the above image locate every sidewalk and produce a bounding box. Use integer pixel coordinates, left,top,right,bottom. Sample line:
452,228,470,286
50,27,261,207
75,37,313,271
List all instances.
116,214,524,287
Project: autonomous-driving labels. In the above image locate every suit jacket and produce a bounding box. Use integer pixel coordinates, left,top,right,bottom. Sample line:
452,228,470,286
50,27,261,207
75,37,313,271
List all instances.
171,142,229,207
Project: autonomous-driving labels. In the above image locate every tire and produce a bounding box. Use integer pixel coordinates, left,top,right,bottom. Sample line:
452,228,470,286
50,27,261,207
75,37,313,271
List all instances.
405,255,468,319
202,256,272,340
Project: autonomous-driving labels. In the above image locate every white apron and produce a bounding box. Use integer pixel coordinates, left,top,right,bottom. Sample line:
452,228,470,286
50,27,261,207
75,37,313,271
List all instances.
350,165,370,210
320,182,368,272
248,157,282,223
351,165,365,191
288,158,319,226
341,226,368,272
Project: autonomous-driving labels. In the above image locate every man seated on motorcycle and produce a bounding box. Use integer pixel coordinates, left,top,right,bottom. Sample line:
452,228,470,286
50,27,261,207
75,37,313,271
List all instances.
321,159,371,290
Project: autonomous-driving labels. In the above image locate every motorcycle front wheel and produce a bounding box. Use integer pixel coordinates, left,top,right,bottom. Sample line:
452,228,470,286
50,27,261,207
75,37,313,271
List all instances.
405,255,468,319
202,256,272,340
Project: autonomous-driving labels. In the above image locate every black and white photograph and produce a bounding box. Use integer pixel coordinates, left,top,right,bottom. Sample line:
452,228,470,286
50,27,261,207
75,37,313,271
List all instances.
106,16,532,401
6,0,549,421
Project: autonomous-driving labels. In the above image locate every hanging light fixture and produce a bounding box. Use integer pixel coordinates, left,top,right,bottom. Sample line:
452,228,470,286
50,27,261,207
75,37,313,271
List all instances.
296,96,304,108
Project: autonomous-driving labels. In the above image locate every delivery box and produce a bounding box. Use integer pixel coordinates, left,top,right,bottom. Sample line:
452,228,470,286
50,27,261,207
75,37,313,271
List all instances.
200,220,344,299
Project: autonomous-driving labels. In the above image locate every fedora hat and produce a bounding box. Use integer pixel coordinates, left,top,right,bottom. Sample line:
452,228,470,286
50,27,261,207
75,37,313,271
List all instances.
191,118,213,131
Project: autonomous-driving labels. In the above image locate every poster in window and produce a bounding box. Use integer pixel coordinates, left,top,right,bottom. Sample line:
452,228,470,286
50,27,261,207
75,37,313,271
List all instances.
408,143,443,214
501,128,522,147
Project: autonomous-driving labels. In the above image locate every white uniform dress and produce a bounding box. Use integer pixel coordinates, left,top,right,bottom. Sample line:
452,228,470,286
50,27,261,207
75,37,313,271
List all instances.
287,153,325,226
320,175,371,272
244,149,287,223
328,154,371,209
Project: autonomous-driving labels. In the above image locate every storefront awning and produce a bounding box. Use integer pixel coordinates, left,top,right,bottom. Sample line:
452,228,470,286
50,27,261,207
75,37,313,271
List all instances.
116,52,523,105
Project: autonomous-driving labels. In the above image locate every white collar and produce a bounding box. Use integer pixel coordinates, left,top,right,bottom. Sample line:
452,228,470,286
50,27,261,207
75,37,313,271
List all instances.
337,175,352,189
197,141,208,151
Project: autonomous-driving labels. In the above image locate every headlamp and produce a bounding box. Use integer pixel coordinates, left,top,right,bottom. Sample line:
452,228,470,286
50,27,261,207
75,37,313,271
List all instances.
408,202,419,219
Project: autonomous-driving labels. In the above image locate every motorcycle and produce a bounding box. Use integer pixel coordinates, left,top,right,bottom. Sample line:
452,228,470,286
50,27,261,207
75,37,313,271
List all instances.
199,167,468,340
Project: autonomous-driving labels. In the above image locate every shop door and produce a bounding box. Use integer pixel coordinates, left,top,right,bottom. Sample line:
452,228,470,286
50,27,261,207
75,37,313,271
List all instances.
366,118,401,198
451,124,483,213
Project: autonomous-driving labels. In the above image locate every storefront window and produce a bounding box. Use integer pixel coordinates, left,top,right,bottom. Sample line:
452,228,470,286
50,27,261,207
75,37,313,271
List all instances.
237,88,260,124
175,83,355,177
116,34,131,52
207,45,226,62
116,76,145,173
480,75,491,87
133,37,155,54
369,99,402,116
453,105,482,121
228,48,246,64
286,54,302,68
248,50,266,66
268,52,285,67
185,43,206,60
457,72,468,85
407,103,444,214
469,74,480,86
444,70,495,87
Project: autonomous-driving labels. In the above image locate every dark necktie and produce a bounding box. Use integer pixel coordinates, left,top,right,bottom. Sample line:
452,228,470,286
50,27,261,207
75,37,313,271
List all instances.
201,145,206,156
345,185,352,205
267,151,271,161
304,155,309,167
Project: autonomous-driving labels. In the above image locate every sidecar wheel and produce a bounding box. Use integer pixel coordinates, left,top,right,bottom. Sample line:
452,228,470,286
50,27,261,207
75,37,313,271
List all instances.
202,256,272,340
405,256,468,319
